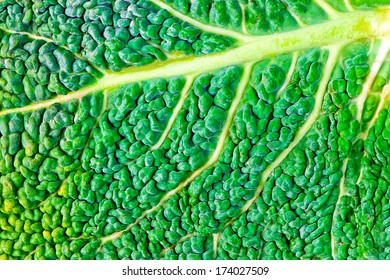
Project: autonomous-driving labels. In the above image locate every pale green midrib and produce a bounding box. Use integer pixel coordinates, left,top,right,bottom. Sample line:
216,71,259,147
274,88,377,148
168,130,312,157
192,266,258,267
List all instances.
216,44,343,237
99,63,253,244
0,9,389,117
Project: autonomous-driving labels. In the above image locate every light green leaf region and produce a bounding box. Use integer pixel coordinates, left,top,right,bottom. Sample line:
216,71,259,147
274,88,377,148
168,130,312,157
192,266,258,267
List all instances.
0,0,389,260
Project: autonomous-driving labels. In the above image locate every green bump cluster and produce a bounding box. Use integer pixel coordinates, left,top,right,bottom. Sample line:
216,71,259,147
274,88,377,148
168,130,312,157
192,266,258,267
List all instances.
92,188,214,260
163,235,214,260
332,108,390,260
186,50,324,236
166,0,244,30
245,0,299,34
0,30,100,109
163,0,332,34
47,67,241,242
84,78,185,170
0,94,103,259
0,0,234,72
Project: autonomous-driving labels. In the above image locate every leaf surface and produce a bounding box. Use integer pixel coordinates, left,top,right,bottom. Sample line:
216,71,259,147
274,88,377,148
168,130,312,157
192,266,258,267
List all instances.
0,0,389,260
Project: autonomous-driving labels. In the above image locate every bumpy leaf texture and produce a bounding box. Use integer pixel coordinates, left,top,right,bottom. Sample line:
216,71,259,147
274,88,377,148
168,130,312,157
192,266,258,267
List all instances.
0,0,389,260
